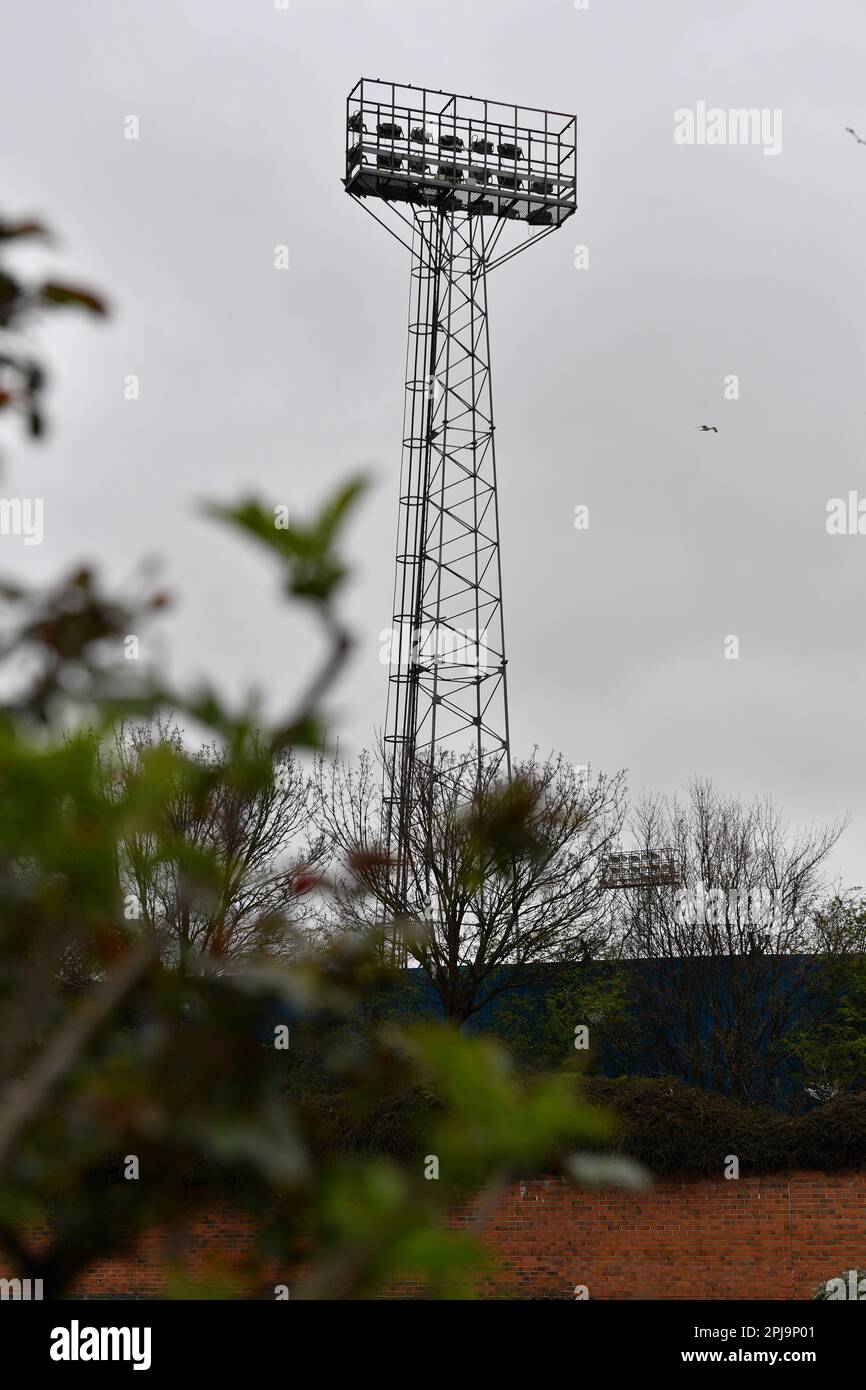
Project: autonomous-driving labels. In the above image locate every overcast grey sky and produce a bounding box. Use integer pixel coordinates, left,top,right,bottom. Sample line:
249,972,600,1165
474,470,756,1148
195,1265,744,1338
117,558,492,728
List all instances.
3,0,865,887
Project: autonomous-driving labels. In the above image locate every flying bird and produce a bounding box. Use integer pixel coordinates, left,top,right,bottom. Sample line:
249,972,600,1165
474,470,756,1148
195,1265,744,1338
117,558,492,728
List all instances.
846,127,866,145
697,425,718,433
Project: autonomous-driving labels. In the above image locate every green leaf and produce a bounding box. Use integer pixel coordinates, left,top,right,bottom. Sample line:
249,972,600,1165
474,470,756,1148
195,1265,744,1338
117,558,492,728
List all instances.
205,477,367,604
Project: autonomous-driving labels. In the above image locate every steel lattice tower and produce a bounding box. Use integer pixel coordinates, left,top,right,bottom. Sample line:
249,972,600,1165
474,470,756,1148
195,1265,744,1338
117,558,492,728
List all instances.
344,79,577,913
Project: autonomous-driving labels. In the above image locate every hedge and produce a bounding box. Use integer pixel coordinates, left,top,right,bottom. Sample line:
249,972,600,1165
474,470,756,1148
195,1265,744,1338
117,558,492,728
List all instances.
580,1077,866,1175
305,1073,866,1176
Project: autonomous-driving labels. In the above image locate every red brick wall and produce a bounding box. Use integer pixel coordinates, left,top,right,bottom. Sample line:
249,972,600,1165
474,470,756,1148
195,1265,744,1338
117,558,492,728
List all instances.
11,1172,866,1299
453,1172,866,1300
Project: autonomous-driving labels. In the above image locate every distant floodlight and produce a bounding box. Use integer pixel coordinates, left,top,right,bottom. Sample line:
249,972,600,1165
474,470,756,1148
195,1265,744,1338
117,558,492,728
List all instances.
601,848,679,889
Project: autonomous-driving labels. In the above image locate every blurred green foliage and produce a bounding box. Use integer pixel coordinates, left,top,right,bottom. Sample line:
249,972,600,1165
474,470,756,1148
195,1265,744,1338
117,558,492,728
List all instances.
789,894,866,1098
0,213,640,1297
490,965,639,1075
0,215,107,441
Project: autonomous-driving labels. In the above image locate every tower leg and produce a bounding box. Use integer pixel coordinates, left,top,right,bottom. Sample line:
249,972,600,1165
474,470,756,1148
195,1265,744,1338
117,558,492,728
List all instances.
382,209,511,956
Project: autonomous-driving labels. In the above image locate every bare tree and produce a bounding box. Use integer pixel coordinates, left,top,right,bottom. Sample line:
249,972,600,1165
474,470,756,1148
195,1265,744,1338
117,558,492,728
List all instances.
611,778,849,1103
314,744,627,1024
115,721,322,965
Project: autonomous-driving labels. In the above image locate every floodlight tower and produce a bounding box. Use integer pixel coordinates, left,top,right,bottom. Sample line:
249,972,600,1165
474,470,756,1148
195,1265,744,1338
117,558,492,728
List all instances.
343,79,577,919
